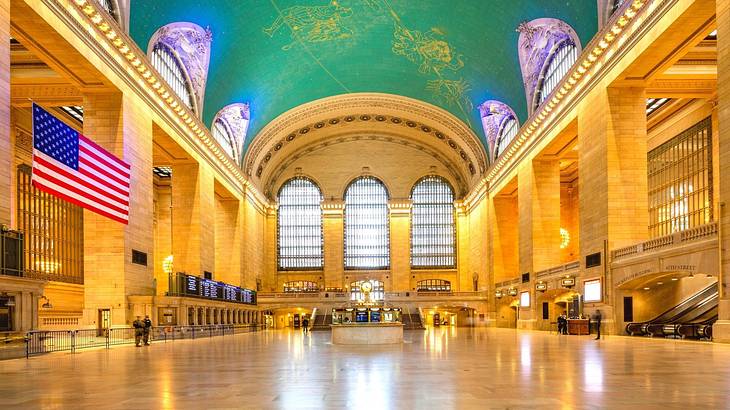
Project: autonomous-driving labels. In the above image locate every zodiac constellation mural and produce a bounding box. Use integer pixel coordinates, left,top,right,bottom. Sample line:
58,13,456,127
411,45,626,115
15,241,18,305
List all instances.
263,1,355,51
263,0,473,122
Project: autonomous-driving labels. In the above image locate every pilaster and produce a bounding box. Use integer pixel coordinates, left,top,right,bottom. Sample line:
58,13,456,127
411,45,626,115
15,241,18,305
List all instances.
322,200,344,289
0,0,10,225
389,199,411,291
714,0,730,342
82,92,154,327
171,162,215,276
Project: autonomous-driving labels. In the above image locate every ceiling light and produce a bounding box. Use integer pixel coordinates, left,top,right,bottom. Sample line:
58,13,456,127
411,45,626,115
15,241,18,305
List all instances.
671,278,678,281
643,287,650,290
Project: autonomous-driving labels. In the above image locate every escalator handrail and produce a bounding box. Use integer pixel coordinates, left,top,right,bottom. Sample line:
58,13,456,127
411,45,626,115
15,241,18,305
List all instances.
636,283,717,325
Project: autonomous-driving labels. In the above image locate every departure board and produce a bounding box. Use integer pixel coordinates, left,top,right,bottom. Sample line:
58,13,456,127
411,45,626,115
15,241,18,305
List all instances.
178,274,256,305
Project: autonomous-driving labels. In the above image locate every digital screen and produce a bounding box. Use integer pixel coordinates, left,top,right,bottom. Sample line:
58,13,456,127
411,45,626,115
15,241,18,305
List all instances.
520,291,531,307
370,311,381,322
355,311,368,322
179,274,256,305
186,276,199,295
584,279,602,302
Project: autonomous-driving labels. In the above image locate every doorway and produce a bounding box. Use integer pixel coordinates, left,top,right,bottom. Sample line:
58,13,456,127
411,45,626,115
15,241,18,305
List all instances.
0,296,13,331
97,309,111,336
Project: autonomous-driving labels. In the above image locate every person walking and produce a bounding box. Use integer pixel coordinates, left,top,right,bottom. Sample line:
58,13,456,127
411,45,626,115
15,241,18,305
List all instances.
302,316,309,333
133,316,145,347
593,309,602,340
143,315,153,346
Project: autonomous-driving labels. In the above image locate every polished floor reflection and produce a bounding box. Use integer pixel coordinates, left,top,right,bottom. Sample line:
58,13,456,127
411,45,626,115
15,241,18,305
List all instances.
2,327,729,409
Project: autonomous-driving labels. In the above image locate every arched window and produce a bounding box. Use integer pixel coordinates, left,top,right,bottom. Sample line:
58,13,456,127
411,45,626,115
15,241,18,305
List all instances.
494,116,519,159
350,280,385,301
344,177,390,270
536,40,578,109
283,281,319,293
416,279,451,292
212,119,236,158
277,177,323,270
150,42,195,112
411,176,456,268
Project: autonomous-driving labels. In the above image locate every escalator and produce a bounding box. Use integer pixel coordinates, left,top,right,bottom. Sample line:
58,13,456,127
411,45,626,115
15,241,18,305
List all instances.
626,283,717,339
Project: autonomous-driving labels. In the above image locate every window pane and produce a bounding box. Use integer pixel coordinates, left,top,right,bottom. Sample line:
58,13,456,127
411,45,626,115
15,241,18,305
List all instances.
647,117,712,237
151,43,194,111
411,176,456,268
495,117,519,159
277,178,323,270
344,177,390,269
537,41,578,109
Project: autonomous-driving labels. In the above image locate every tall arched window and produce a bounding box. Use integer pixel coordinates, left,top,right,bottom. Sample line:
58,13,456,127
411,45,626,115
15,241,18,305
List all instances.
536,40,578,109
277,177,323,270
344,177,390,270
212,119,236,159
150,42,195,112
411,176,456,268
494,116,519,159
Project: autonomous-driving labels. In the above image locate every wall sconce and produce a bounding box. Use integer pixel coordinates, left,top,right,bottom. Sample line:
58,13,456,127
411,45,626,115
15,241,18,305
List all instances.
508,288,518,296
561,277,576,288
162,255,174,275
536,282,547,292
495,290,504,299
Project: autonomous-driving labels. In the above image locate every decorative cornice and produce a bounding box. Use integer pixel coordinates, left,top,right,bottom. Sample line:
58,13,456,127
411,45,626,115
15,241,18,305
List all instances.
264,133,468,200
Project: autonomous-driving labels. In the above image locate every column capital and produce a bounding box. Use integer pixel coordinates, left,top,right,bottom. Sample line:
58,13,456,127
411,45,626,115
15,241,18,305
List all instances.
388,199,412,215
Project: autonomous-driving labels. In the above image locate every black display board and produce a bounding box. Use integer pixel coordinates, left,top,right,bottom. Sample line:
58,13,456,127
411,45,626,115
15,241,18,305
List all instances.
178,273,257,305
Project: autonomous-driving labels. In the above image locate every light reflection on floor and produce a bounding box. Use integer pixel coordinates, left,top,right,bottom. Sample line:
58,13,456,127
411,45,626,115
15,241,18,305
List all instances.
2,327,730,408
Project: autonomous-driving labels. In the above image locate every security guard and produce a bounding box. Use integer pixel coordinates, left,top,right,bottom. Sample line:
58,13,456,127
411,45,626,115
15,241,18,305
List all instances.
133,316,145,347
143,315,153,346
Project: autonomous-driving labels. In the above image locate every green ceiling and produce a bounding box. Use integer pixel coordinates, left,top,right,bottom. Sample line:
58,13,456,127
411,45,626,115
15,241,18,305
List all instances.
130,0,598,152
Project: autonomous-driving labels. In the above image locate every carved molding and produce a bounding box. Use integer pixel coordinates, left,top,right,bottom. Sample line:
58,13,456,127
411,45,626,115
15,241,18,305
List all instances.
245,93,487,187
517,18,582,116
264,133,468,200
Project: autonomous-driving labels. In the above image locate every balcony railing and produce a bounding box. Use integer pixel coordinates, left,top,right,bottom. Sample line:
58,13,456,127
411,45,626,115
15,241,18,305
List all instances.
535,260,580,279
495,278,520,288
611,222,718,262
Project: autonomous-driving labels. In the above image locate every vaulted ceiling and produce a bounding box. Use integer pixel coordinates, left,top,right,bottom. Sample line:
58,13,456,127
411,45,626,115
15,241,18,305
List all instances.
129,0,598,153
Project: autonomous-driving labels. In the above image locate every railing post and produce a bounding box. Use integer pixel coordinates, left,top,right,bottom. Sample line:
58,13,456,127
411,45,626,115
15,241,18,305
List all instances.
70,330,76,354
25,332,29,359
105,328,110,349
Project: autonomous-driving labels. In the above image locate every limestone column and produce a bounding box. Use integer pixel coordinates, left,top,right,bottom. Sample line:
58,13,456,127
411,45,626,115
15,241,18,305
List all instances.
0,0,10,225
322,200,344,289
517,159,560,329
171,162,215,276
519,159,561,275
215,196,244,286
82,93,154,327
389,200,411,291
243,187,267,290
714,0,730,342
577,86,648,334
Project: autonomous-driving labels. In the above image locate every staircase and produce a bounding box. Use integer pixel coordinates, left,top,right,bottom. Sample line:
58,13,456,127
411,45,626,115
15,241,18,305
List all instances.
311,312,332,331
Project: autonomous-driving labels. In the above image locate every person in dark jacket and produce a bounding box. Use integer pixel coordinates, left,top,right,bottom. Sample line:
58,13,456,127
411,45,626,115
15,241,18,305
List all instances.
302,317,309,333
143,315,153,345
557,312,567,335
133,316,145,347
593,310,602,340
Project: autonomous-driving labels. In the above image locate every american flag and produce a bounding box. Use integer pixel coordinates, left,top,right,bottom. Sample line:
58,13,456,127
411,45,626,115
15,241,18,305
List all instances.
32,103,131,224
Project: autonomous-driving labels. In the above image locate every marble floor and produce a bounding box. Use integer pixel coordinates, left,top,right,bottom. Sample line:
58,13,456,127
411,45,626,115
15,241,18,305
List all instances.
1,327,729,409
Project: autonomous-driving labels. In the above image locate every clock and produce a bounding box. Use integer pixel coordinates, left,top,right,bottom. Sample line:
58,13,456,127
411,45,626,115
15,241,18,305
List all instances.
361,281,373,292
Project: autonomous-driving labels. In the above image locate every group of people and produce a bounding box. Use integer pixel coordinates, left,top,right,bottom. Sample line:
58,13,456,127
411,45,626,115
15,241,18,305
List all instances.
556,309,602,340
132,315,153,346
